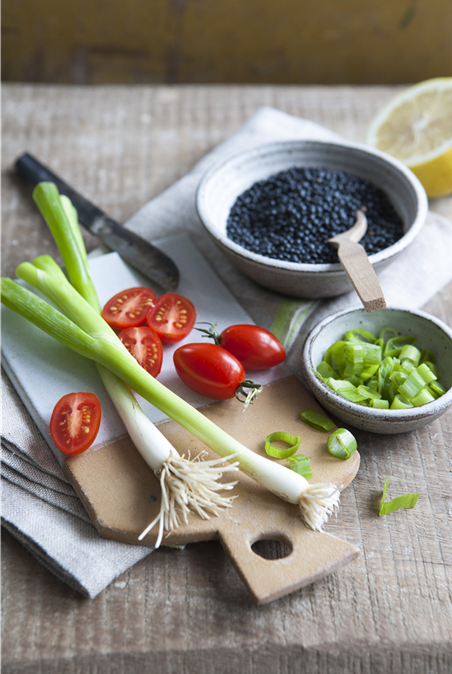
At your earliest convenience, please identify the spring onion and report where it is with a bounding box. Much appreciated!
[327,429,357,460]
[300,408,335,432]
[379,477,420,515]
[265,432,300,458]
[1,185,341,533]
[315,327,447,409]
[286,454,312,480]
[31,182,239,547]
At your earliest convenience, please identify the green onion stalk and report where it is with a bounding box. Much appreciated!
[31,183,239,548]
[1,183,340,535]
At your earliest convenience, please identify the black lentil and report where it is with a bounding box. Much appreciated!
[226,166,404,264]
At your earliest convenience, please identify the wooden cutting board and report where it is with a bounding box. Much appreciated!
[65,375,360,605]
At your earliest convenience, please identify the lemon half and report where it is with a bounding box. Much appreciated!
[365,78,452,198]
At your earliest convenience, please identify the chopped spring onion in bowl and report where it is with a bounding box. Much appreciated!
[302,307,452,434]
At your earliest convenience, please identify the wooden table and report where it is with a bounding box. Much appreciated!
[2,84,452,674]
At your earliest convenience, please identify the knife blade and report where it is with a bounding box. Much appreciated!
[15,152,180,291]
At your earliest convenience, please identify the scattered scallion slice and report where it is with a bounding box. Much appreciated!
[265,432,300,458]
[379,477,420,515]
[286,454,312,480]
[327,428,357,460]
[300,408,335,432]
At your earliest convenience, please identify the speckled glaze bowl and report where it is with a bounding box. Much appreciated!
[301,307,452,434]
[196,140,428,299]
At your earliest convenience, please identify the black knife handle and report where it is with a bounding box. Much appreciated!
[15,153,105,226]
[14,153,179,290]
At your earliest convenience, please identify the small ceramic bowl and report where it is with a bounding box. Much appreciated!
[196,140,428,299]
[301,307,452,434]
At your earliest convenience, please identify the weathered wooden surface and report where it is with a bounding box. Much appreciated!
[2,84,452,674]
[3,0,452,86]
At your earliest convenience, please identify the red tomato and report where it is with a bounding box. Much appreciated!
[146,293,196,343]
[118,326,163,377]
[49,392,101,456]
[102,287,156,330]
[173,343,245,399]
[219,324,286,370]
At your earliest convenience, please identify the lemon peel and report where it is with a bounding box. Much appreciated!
[365,78,452,198]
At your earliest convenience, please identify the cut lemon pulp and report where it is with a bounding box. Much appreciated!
[365,78,452,198]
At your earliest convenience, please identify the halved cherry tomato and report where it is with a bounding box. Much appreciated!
[146,293,196,344]
[118,326,163,377]
[174,343,246,399]
[49,392,101,456]
[102,287,156,330]
[197,323,286,370]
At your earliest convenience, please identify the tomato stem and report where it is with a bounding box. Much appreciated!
[195,321,222,345]
[235,380,263,410]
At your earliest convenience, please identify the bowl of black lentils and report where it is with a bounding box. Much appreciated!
[196,140,428,298]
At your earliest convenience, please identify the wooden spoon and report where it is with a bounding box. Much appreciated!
[328,209,387,312]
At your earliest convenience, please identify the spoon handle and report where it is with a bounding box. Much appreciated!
[335,240,387,312]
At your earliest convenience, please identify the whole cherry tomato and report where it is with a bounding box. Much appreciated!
[146,293,196,344]
[197,323,286,370]
[102,287,156,330]
[118,326,163,377]
[174,343,247,399]
[49,392,101,455]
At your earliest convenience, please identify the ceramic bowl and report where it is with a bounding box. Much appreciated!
[301,307,452,434]
[196,140,428,298]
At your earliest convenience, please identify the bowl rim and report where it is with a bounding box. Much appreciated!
[302,306,452,419]
[196,138,429,273]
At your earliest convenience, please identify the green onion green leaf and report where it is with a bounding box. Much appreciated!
[379,477,420,515]
[300,408,335,432]
[286,453,312,480]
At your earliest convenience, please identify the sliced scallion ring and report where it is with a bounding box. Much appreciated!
[327,428,357,460]
[265,432,301,459]
[300,408,335,432]
[286,453,312,479]
[379,477,420,515]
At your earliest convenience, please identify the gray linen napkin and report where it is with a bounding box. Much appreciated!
[2,106,452,598]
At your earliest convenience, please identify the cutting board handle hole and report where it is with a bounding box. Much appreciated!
[251,536,293,561]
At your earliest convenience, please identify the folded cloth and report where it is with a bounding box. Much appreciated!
[2,106,452,598]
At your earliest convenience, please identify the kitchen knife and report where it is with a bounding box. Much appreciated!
[15,152,180,291]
